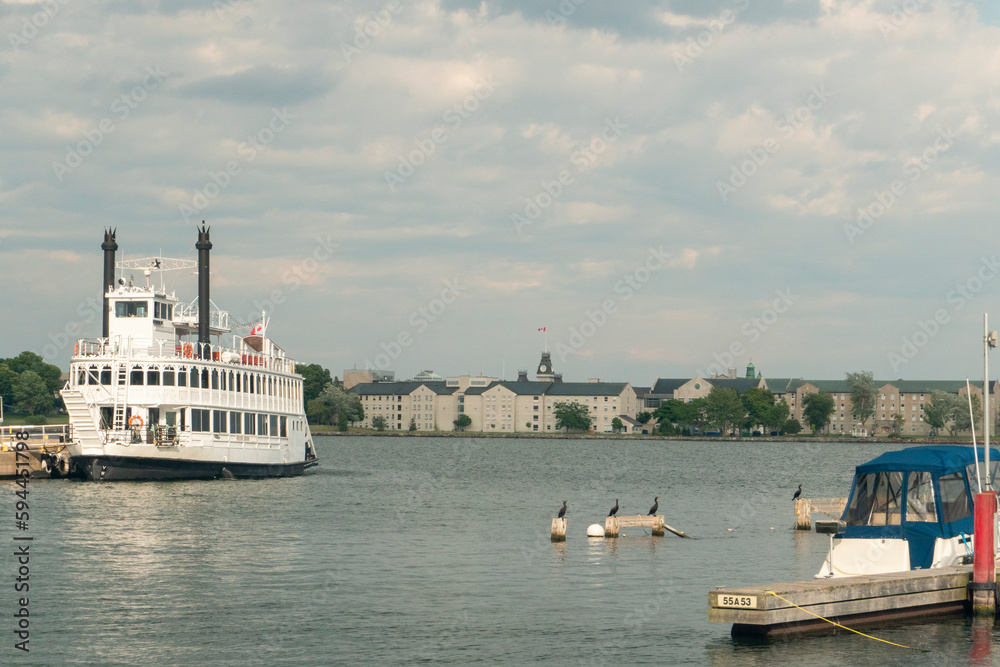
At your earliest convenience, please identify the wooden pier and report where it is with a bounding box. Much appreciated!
[604,515,690,538]
[794,497,847,530]
[709,566,988,636]
[0,426,71,479]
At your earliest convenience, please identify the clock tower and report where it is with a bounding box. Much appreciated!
[536,352,555,382]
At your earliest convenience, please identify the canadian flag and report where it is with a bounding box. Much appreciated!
[250,323,263,336]
[538,327,546,332]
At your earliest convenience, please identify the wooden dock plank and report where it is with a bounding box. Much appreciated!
[710,587,967,625]
[708,566,978,627]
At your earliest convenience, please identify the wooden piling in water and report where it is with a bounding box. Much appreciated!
[551,517,566,542]
[603,515,689,538]
[794,497,812,530]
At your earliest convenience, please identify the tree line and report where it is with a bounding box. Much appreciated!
[0,352,64,418]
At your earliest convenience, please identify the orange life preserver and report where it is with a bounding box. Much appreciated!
[129,415,144,429]
[183,343,193,358]
[73,343,79,356]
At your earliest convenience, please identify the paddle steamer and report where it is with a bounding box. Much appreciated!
[59,227,318,480]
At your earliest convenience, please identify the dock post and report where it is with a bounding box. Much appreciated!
[794,498,812,530]
[652,516,665,537]
[604,516,619,538]
[970,491,998,616]
[551,518,566,542]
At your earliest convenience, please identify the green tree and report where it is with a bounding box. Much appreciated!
[653,399,702,431]
[705,386,745,435]
[554,402,593,432]
[408,416,417,431]
[453,414,472,432]
[783,418,802,435]
[767,400,791,433]
[0,363,17,404]
[6,351,62,396]
[802,392,835,433]
[13,370,53,416]
[298,363,334,409]
[923,394,949,435]
[635,411,652,425]
[372,415,388,431]
[742,387,776,430]
[307,384,363,425]
[657,420,676,436]
[954,393,983,435]
[338,413,349,432]
[611,417,624,433]
[846,371,878,430]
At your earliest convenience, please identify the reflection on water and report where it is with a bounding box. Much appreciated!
[5,436,998,665]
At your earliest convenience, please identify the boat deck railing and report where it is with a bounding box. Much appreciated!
[74,337,294,373]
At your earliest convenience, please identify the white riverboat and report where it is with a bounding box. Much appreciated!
[59,227,318,480]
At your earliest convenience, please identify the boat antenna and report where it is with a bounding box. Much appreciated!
[967,378,983,494]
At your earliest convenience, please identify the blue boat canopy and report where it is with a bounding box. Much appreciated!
[839,445,1000,569]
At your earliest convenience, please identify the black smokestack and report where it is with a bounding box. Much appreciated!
[196,224,212,358]
[101,228,117,339]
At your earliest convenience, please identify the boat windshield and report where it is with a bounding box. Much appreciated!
[940,472,972,523]
[905,471,937,522]
[844,471,904,526]
[964,461,1000,493]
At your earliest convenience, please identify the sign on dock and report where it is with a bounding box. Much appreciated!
[709,566,977,635]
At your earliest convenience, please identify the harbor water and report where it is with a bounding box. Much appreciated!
[3,435,999,665]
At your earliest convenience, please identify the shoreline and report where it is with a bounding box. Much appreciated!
[312,430,976,444]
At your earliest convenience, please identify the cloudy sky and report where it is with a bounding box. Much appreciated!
[3,0,1000,386]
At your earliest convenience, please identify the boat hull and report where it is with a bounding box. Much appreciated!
[70,455,311,481]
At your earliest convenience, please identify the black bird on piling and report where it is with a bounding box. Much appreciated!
[609,499,619,517]
[648,497,659,515]
[558,500,568,519]
[793,484,803,500]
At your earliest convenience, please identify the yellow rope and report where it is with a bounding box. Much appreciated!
[763,590,928,652]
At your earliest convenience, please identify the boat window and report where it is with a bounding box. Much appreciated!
[115,301,148,318]
[220,370,226,391]
[905,471,937,522]
[280,416,287,437]
[147,368,160,386]
[190,367,199,388]
[244,412,256,435]
[211,369,219,390]
[201,368,209,388]
[229,371,235,392]
[258,413,267,435]
[213,410,226,433]
[130,367,144,385]
[101,366,111,385]
[844,472,904,526]
[940,472,972,523]
[249,374,255,394]
[177,366,187,387]
[88,365,100,385]
[230,411,241,434]
[191,408,210,432]
[163,367,175,386]
[270,414,278,436]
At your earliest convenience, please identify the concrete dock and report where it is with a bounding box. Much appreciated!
[709,566,990,636]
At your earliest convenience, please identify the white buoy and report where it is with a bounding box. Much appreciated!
[587,523,604,537]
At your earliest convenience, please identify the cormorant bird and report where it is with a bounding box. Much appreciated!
[648,497,659,515]
[793,484,802,500]
[557,500,568,519]
[609,499,619,517]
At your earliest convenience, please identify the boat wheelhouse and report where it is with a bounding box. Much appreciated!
[59,227,317,480]
[816,445,1000,578]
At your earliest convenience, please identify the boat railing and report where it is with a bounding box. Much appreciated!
[73,337,295,373]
